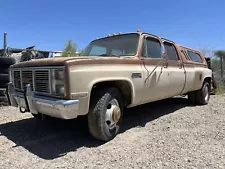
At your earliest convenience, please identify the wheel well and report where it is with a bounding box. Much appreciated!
[90,81,133,106]
[204,77,212,87]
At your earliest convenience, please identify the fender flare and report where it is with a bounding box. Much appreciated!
[87,78,135,108]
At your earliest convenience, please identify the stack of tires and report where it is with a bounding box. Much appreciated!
[0,56,16,101]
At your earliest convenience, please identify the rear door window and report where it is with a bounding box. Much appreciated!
[163,42,179,60]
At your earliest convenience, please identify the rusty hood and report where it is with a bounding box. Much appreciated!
[10,56,97,68]
[10,56,139,69]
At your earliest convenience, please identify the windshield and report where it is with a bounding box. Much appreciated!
[80,33,140,57]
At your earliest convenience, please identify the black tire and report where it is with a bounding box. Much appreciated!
[0,89,5,96]
[0,57,16,66]
[195,81,210,105]
[0,74,9,84]
[188,91,196,104]
[31,113,51,120]
[0,66,9,74]
[0,83,7,88]
[88,87,124,141]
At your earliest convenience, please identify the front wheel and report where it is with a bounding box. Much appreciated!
[88,87,124,142]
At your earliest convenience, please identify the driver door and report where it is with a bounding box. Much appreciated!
[141,35,171,104]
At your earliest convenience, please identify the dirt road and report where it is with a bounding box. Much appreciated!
[0,95,224,169]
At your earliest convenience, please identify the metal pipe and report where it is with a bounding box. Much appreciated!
[3,32,7,56]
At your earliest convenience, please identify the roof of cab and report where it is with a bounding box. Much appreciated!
[93,30,202,55]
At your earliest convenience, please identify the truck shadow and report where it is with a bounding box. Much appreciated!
[0,97,195,160]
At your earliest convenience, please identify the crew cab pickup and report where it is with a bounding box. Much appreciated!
[6,30,212,141]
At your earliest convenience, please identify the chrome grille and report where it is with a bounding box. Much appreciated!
[22,71,33,90]
[35,70,50,93]
[13,71,21,89]
[13,69,51,94]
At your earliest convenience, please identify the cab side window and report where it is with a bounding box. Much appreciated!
[187,50,203,63]
[142,37,162,58]
[163,42,179,60]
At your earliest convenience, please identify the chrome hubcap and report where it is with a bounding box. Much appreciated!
[204,85,209,101]
[105,99,121,130]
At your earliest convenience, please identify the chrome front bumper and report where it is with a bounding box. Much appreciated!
[5,82,79,119]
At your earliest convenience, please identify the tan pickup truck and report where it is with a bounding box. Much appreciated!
[6,30,212,141]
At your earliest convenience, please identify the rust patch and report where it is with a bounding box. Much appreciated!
[66,57,141,66]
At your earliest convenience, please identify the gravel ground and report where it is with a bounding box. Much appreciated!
[0,95,225,169]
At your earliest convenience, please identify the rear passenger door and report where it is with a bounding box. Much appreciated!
[163,41,186,95]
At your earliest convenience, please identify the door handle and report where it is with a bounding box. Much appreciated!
[178,61,183,69]
[163,62,168,68]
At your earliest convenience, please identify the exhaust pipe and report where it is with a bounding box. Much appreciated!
[3,32,7,56]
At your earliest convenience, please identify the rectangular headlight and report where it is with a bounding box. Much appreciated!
[54,69,64,80]
[51,69,65,97]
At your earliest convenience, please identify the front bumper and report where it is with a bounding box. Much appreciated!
[5,82,79,119]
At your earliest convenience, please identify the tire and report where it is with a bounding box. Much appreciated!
[0,57,16,66]
[0,74,9,86]
[195,81,210,105]
[0,83,7,88]
[188,91,196,104]
[0,73,9,81]
[0,66,9,74]
[88,87,124,141]
[31,113,51,120]
[0,89,5,96]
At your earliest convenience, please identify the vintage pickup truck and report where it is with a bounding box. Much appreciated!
[6,30,212,141]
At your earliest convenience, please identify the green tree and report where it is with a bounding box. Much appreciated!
[61,40,77,57]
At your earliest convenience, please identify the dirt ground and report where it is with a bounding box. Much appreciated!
[0,95,225,169]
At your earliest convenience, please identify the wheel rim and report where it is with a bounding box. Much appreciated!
[105,98,121,133]
[204,85,209,101]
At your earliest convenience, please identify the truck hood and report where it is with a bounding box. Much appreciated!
[10,56,139,68]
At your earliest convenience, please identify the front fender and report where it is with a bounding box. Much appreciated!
[87,77,135,104]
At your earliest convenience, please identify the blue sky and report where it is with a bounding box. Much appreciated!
[0,0,224,52]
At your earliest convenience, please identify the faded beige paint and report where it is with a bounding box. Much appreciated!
[67,60,211,116]
[8,31,212,119]
[68,63,143,115]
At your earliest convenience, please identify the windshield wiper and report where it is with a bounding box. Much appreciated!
[98,54,108,56]
[97,54,121,57]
